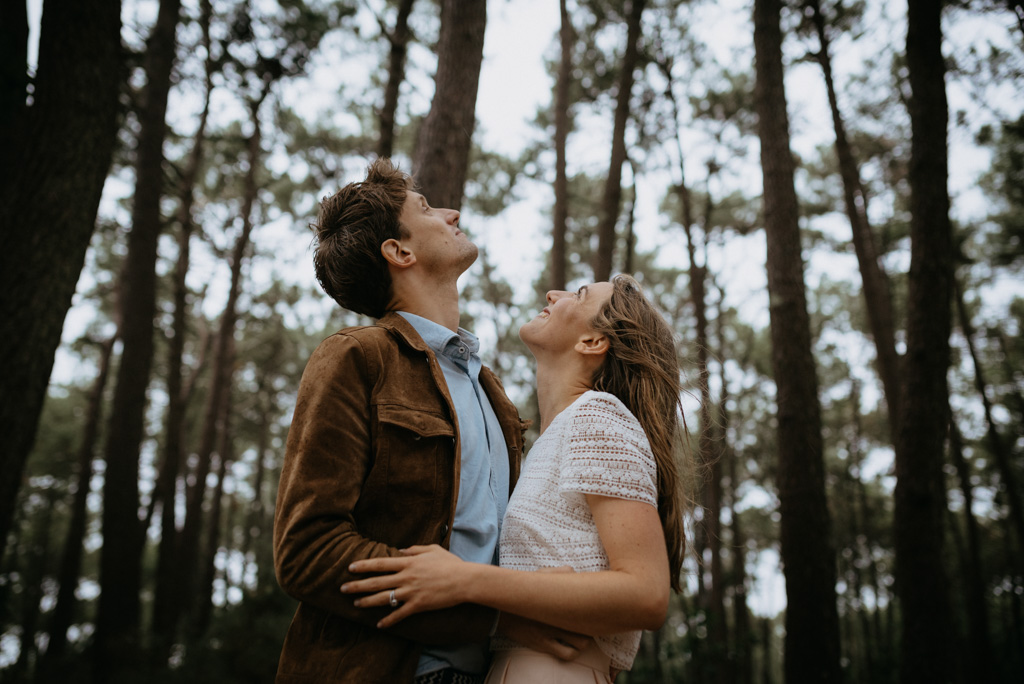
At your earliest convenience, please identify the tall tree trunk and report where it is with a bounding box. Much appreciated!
[15,488,57,681]
[39,333,116,676]
[592,0,646,282]
[752,1,841,682]
[151,1,214,656]
[807,0,902,438]
[955,279,1024,553]
[95,1,181,679]
[174,95,263,633]
[0,0,122,569]
[0,0,28,149]
[412,0,486,211]
[845,381,878,683]
[550,0,573,291]
[893,2,956,681]
[947,413,993,681]
[723,356,752,684]
[378,0,416,158]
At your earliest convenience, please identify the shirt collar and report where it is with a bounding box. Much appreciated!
[396,311,480,363]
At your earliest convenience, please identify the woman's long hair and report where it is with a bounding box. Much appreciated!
[589,275,687,591]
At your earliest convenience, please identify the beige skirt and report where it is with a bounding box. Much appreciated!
[485,642,613,684]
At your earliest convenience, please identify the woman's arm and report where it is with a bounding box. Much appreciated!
[343,494,670,636]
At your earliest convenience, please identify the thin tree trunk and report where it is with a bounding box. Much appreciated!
[0,0,122,569]
[151,1,214,656]
[893,2,956,681]
[412,0,486,211]
[550,0,573,291]
[948,407,994,680]
[845,381,878,683]
[807,0,902,438]
[593,0,645,282]
[39,333,116,676]
[378,0,416,158]
[955,278,1024,554]
[15,488,57,681]
[752,1,840,682]
[174,95,263,632]
[95,2,181,679]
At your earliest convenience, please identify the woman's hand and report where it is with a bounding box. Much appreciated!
[341,544,473,628]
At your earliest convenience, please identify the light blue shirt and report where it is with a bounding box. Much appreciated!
[398,312,510,676]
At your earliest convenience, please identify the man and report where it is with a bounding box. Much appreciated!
[274,158,587,684]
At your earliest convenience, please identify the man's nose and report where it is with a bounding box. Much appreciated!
[446,208,460,224]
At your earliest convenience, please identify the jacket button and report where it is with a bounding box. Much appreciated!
[441,524,449,537]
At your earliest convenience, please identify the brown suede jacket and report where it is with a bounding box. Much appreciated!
[274,312,526,683]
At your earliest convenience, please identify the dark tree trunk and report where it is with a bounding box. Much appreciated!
[893,2,956,682]
[0,0,122,569]
[807,0,902,438]
[94,1,181,679]
[174,97,262,633]
[39,334,116,676]
[752,1,841,682]
[0,0,28,152]
[947,412,993,682]
[412,0,486,211]
[15,489,57,681]
[550,0,573,291]
[152,2,213,655]
[378,0,416,158]
[955,279,1024,553]
[593,0,645,282]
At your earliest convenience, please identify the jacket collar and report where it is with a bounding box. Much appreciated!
[376,310,435,354]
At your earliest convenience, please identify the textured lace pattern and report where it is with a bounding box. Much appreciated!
[494,391,657,671]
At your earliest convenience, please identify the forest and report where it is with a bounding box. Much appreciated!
[0,0,1022,682]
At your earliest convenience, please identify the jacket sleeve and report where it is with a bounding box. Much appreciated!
[273,332,497,646]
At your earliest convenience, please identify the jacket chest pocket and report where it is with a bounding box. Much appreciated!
[376,405,455,501]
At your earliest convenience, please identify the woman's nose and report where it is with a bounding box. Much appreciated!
[546,290,566,304]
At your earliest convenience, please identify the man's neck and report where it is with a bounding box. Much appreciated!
[390,282,461,332]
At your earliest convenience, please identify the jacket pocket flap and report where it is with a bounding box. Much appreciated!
[377,405,454,439]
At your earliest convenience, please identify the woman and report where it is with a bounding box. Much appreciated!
[342,275,687,682]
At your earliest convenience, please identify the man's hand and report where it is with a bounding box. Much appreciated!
[495,613,592,662]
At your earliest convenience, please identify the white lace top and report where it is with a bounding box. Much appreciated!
[495,390,658,671]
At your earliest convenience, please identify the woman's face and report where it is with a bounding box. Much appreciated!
[520,281,614,354]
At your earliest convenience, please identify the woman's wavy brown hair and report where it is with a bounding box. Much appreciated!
[589,274,688,592]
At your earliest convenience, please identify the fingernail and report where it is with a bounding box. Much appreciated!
[353,599,362,607]
[340,584,348,593]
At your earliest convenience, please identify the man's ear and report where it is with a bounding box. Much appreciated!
[381,238,416,269]
[575,334,609,357]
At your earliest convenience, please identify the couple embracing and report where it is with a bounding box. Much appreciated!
[273,158,687,684]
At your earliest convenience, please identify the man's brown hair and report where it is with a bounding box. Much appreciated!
[312,158,412,318]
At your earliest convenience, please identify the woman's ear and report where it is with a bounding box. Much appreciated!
[381,238,416,268]
[575,334,609,357]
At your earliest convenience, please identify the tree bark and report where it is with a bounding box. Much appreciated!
[0,0,122,569]
[893,2,956,681]
[94,1,181,679]
[593,0,645,282]
[412,0,486,211]
[39,334,116,676]
[752,1,841,682]
[174,95,262,634]
[550,0,573,291]
[947,411,993,682]
[378,0,416,158]
[151,1,214,655]
[807,0,902,438]
[955,278,1024,553]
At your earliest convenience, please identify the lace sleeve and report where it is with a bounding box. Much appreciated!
[558,393,658,506]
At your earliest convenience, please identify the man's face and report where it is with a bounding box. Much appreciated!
[397,191,478,277]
